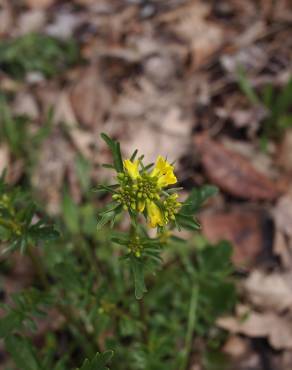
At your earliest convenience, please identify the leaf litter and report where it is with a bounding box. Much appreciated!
[0,0,292,368]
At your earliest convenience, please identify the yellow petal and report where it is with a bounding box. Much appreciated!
[157,171,177,188]
[151,156,177,187]
[123,159,139,180]
[138,200,146,212]
[151,156,171,177]
[147,201,164,228]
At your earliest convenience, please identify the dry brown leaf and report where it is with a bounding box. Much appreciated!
[160,1,224,68]
[273,230,292,268]
[194,135,281,200]
[278,129,292,174]
[106,106,192,164]
[217,305,292,350]
[200,209,264,267]
[25,0,55,9]
[70,65,112,128]
[222,335,249,358]
[13,92,39,119]
[0,1,13,36]
[32,133,75,214]
[17,10,46,35]
[274,195,292,237]
[243,270,292,312]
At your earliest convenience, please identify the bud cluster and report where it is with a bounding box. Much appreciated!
[113,172,160,212]
[127,234,143,257]
[163,194,181,223]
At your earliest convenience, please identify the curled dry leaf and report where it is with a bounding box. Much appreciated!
[194,135,281,200]
[243,270,292,312]
[217,305,292,350]
[200,209,265,267]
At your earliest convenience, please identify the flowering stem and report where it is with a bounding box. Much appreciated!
[180,284,199,370]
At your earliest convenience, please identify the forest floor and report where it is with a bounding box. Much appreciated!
[0,0,292,369]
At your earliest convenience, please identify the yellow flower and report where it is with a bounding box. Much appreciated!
[151,156,177,188]
[138,200,146,212]
[123,159,140,180]
[147,201,164,228]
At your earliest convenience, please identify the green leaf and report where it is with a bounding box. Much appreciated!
[236,65,260,105]
[277,114,292,130]
[29,223,60,242]
[130,256,147,299]
[5,335,46,370]
[0,33,79,79]
[197,241,233,274]
[62,190,80,234]
[180,185,218,215]
[77,351,114,370]
[0,289,51,338]
[175,213,201,231]
[0,312,22,338]
[274,78,292,116]
[100,133,123,172]
[75,155,91,192]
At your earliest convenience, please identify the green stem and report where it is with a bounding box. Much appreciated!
[139,298,148,345]
[180,284,199,370]
[27,245,50,289]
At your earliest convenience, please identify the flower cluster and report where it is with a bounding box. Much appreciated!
[113,156,181,228]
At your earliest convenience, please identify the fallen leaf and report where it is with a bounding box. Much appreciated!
[217,305,292,350]
[13,91,39,119]
[70,65,112,128]
[274,194,292,237]
[243,270,292,312]
[107,105,192,163]
[17,9,46,35]
[278,129,292,175]
[25,0,55,9]
[160,1,224,68]
[46,12,83,39]
[200,209,265,267]
[273,230,292,268]
[0,1,13,36]
[194,135,281,200]
[222,335,249,358]
[32,133,76,214]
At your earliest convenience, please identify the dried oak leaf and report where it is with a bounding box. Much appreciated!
[217,305,292,350]
[70,65,112,128]
[243,270,292,312]
[194,135,281,200]
[200,209,265,267]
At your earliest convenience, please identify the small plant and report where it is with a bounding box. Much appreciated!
[0,94,53,164]
[97,133,217,299]
[0,33,79,79]
[236,66,292,141]
[0,134,236,370]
